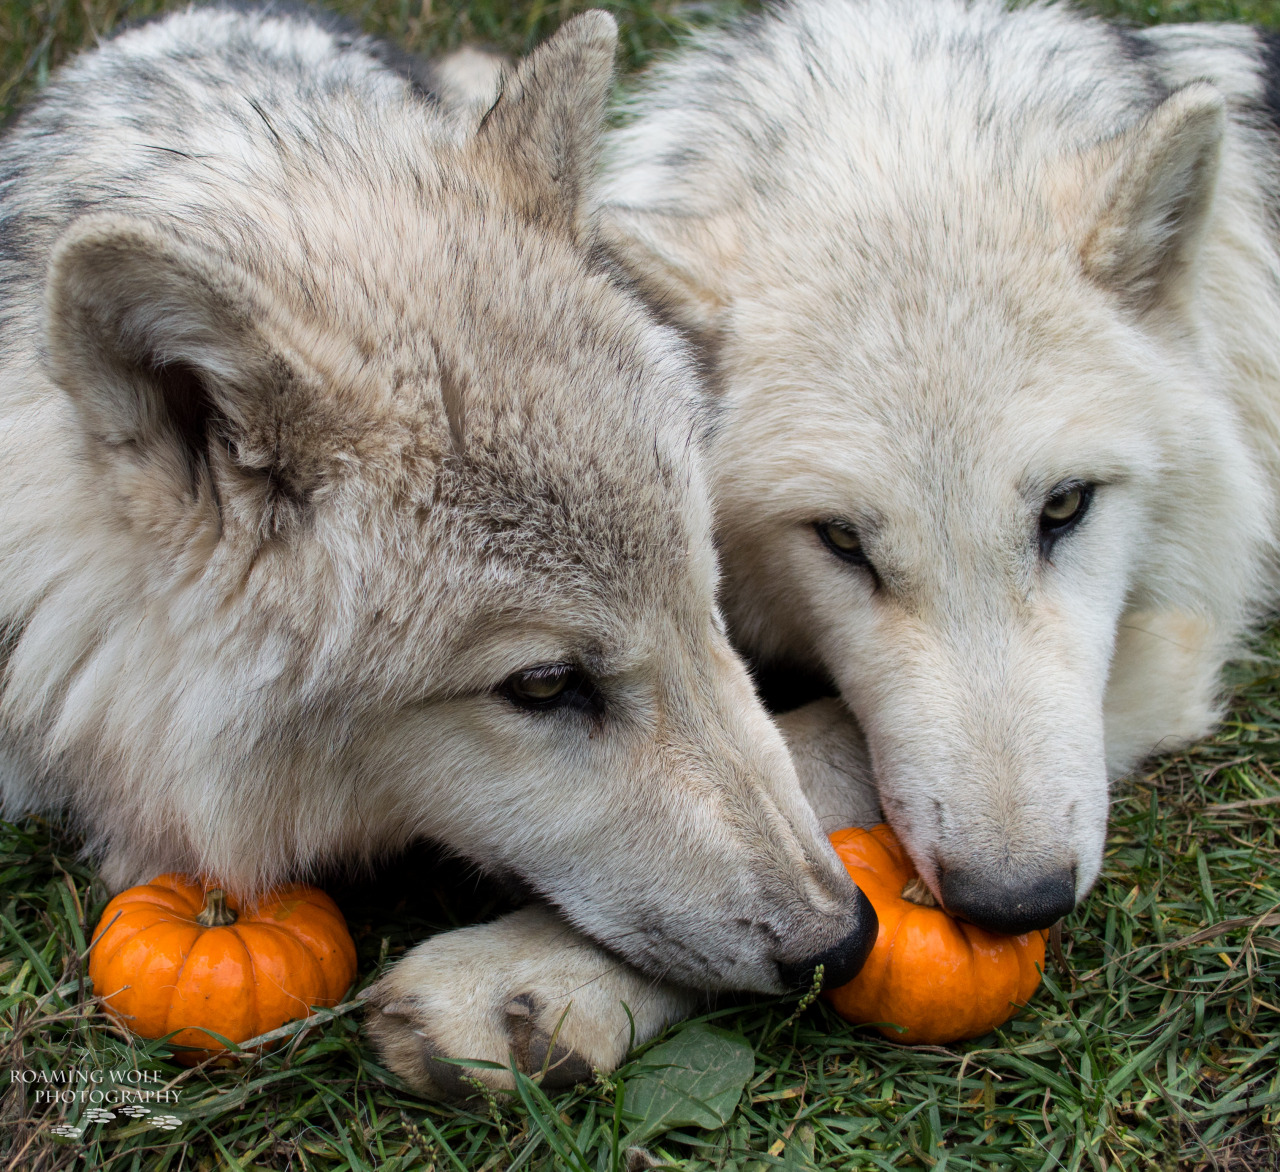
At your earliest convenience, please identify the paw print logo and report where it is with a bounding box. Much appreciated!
[118,1104,151,1118]
[83,1108,116,1124]
[150,1115,182,1131]
[50,1124,83,1140]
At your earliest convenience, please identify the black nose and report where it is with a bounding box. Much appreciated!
[776,887,879,990]
[940,865,1075,935]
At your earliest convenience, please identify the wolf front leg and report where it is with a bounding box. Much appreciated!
[774,698,883,832]
[365,905,700,1098]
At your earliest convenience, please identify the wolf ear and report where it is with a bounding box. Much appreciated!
[471,10,617,242]
[47,214,313,528]
[596,207,739,339]
[1080,83,1224,313]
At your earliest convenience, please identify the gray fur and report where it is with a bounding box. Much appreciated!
[0,3,874,1097]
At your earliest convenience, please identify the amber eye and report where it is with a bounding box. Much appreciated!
[500,663,603,717]
[815,520,871,568]
[507,668,570,702]
[821,522,860,553]
[1039,482,1093,554]
[1043,488,1083,523]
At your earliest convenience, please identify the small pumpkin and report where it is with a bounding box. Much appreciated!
[89,873,357,1064]
[825,825,1047,1045]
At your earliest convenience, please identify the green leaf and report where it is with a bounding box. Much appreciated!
[620,1024,755,1147]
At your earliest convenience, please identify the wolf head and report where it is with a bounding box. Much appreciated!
[600,0,1275,933]
[3,11,875,992]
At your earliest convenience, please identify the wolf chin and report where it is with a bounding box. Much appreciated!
[387,0,1280,1089]
[0,3,876,1098]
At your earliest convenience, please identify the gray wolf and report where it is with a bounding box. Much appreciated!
[394,0,1280,1087]
[0,3,874,1097]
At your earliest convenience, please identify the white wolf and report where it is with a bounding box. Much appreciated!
[381,0,1280,1090]
[600,0,1280,929]
[0,3,875,1096]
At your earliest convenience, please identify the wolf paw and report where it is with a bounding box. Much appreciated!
[366,982,594,1098]
[364,905,697,1099]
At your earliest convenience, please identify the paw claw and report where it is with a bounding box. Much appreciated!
[363,997,477,1101]
[528,1035,594,1090]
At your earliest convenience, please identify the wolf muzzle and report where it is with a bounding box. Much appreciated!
[775,885,878,990]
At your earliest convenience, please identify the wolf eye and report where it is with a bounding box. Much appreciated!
[816,520,870,567]
[500,663,603,717]
[1039,482,1093,553]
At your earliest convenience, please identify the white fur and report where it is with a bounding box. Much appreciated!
[599,0,1280,913]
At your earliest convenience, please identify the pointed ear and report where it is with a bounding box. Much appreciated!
[597,206,741,338]
[471,10,617,242]
[47,214,315,529]
[1081,83,1224,313]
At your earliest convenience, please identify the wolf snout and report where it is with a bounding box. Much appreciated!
[774,886,878,990]
[939,864,1075,935]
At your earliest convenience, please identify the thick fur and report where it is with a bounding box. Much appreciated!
[0,4,875,1096]
[599,0,1280,911]
[395,0,1280,1088]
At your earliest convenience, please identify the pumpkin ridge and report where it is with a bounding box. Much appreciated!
[150,876,209,914]
[267,903,343,943]
[864,830,896,876]
[305,905,351,938]
[167,923,205,1004]
[958,921,983,1039]
[92,910,161,970]
[893,902,941,1041]
[237,922,323,1013]
[235,926,261,1043]
[268,909,356,1001]
[97,915,199,980]
[281,886,342,916]
[98,918,199,1037]
[93,895,193,952]
[874,903,910,1036]
[108,889,198,918]
[871,824,908,871]
[173,923,254,1051]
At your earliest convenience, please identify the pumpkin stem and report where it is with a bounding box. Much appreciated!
[901,876,939,907]
[195,889,237,928]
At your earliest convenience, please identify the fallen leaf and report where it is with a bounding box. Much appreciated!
[620,1024,755,1147]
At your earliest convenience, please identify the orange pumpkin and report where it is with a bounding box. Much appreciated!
[89,874,357,1064]
[825,825,1047,1044]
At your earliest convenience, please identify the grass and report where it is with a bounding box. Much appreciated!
[0,0,1278,1168]
[0,0,722,121]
